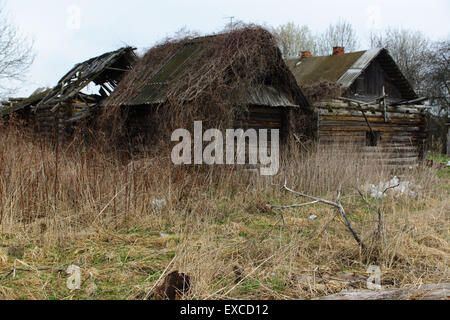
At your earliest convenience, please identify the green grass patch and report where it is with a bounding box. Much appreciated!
[268,271,287,293]
[238,279,261,295]
[427,154,450,164]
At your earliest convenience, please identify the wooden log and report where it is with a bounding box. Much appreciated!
[319,125,422,133]
[361,152,419,159]
[380,135,421,141]
[316,102,425,115]
[320,283,449,300]
[320,120,424,128]
[319,135,366,140]
[319,130,366,136]
[382,158,419,165]
[361,146,418,153]
[318,109,423,120]
[319,141,365,146]
[320,116,423,125]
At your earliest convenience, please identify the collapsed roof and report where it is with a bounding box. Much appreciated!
[286,48,419,102]
[36,47,137,117]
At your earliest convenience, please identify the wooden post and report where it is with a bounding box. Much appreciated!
[382,86,387,123]
[447,126,450,157]
[314,110,320,151]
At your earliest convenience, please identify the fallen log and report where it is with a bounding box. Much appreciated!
[320,283,449,300]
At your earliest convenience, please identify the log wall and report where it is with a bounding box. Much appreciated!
[35,103,74,142]
[316,101,427,169]
[123,105,303,154]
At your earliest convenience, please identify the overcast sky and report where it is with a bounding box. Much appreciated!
[4,0,450,97]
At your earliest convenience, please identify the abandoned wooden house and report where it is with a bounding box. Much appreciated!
[287,47,429,168]
[34,47,137,139]
[102,27,312,150]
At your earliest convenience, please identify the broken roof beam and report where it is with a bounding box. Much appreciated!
[37,47,137,111]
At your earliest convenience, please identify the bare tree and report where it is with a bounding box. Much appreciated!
[272,22,317,59]
[316,19,359,56]
[423,40,449,116]
[423,40,449,153]
[0,4,34,97]
[369,28,431,91]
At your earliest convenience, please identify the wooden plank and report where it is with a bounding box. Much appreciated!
[319,125,422,133]
[319,134,366,139]
[361,146,418,153]
[320,116,423,125]
[319,139,366,145]
[319,131,367,137]
[316,103,424,115]
[248,106,283,114]
[318,109,423,120]
[362,152,419,159]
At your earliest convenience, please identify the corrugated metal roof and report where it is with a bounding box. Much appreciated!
[128,84,298,108]
[127,43,203,106]
[125,41,304,108]
[243,86,299,107]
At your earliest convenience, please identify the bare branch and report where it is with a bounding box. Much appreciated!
[271,22,317,59]
[0,6,35,97]
[316,19,359,56]
[281,180,365,248]
[268,200,319,210]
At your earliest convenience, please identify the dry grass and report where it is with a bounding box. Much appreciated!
[0,124,448,300]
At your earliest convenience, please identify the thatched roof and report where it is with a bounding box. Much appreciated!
[104,26,310,110]
[286,48,418,101]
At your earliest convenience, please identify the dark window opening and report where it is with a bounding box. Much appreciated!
[366,131,381,147]
[356,76,365,94]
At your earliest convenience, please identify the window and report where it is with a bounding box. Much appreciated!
[366,131,381,147]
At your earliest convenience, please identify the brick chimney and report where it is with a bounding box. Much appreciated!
[300,51,312,60]
[332,47,345,56]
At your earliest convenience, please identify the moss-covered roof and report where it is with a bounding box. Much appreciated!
[286,51,366,85]
[286,49,418,101]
